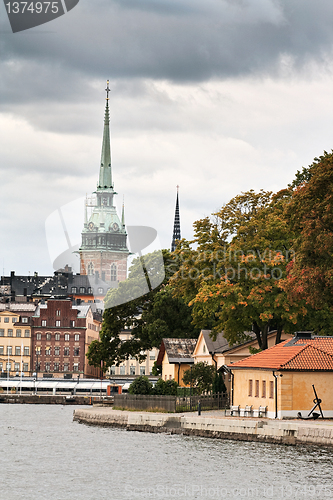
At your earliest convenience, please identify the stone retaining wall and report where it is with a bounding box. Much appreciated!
[73,408,333,447]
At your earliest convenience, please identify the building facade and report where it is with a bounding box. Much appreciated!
[0,309,32,376]
[31,299,102,379]
[107,329,159,378]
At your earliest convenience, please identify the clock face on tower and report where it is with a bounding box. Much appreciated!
[88,222,94,231]
[112,222,119,232]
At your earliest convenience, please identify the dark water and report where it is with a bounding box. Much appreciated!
[1,405,332,500]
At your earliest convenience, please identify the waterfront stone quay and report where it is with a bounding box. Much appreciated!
[73,407,333,447]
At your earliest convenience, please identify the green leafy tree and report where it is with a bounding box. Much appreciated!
[212,372,226,394]
[86,250,199,371]
[152,378,178,395]
[182,362,216,394]
[128,376,153,395]
[151,361,162,376]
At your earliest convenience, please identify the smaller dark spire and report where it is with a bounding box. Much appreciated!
[171,185,181,252]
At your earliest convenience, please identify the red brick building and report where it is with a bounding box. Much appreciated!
[31,299,102,379]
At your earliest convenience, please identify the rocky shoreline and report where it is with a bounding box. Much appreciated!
[73,407,333,447]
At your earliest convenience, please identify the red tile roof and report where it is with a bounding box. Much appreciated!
[229,337,333,371]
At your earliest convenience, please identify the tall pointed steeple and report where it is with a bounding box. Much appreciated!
[121,196,125,227]
[171,185,181,252]
[98,80,112,189]
[79,81,129,285]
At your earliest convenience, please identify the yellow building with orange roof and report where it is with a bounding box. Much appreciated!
[228,332,333,419]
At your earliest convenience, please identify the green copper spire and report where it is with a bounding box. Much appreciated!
[98,80,112,189]
[121,196,125,227]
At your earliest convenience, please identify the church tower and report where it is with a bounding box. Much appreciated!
[79,81,129,283]
[171,185,181,252]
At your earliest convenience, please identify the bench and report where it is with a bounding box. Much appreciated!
[230,405,240,416]
[244,405,253,417]
[258,406,267,417]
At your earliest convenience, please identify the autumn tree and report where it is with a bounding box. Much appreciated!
[283,151,333,310]
[171,190,307,349]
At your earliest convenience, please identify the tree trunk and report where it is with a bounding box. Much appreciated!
[253,321,262,349]
[261,324,269,350]
[275,325,283,344]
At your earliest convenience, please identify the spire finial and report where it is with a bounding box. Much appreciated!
[105,80,110,101]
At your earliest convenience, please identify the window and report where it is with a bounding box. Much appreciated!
[87,262,94,275]
[98,287,104,294]
[56,320,61,327]
[36,333,41,340]
[23,363,28,372]
[255,380,259,398]
[7,346,12,355]
[0,362,2,371]
[6,362,11,371]
[7,329,13,337]
[74,347,80,356]
[45,363,50,372]
[24,347,29,356]
[130,365,135,375]
[73,363,79,372]
[203,344,206,353]
[269,381,274,399]
[110,263,117,282]
[0,329,4,337]
[4,317,9,323]
[149,351,155,360]
[24,330,30,337]
[46,333,51,341]
[140,366,146,375]
[87,287,92,294]
[248,379,253,397]
[54,347,60,356]
[71,287,77,293]
[42,320,47,327]
[35,347,41,354]
[45,347,51,356]
[110,366,116,375]
[12,317,17,323]
[22,317,28,323]
[74,334,79,341]
[55,333,60,341]
[169,375,172,380]
[64,347,70,356]
[56,310,61,316]
[71,320,75,327]
[65,334,70,341]
[79,287,85,294]
[15,346,21,356]
[63,363,69,372]
[16,329,21,337]
[0,346,3,355]
[120,365,125,375]
[54,362,59,372]
[262,380,266,398]
[14,362,20,372]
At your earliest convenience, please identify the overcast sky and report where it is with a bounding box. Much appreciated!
[0,0,332,276]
